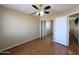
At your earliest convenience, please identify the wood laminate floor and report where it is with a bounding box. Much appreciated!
[0,35,79,55]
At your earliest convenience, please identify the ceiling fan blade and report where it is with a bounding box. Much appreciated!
[44,11,50,14]
[32,5,38,9]
[44,6,51,10]
[30,12,37,15]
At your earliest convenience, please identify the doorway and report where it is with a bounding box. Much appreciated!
[41,20,53,39]
[69,13,79,54]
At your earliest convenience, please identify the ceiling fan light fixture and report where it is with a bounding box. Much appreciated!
[40,11,44,16]
[31,5,51,16]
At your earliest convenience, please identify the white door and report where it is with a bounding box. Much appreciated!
[53,16,69,46]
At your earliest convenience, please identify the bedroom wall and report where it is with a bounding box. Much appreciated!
[40,14,55,21]
[53,16,68,46]
[0,6,40,51]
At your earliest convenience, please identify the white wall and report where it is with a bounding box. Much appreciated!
[0,6,40,51]
[40,14,55,21]
[53,16,68,46]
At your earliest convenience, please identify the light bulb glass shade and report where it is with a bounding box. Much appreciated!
[36,11,44,16]
[36,12,39,15]
[40,11,44,16]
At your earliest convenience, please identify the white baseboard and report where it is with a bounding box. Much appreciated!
[0,36,40,52]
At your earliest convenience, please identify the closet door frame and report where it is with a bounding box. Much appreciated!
[41,20,46,38]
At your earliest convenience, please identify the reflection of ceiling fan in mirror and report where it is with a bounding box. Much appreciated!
[31,4,51,16]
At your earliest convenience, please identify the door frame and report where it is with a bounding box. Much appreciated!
[40,20,54,38]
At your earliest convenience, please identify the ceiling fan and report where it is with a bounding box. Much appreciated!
[31,4,51,16]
